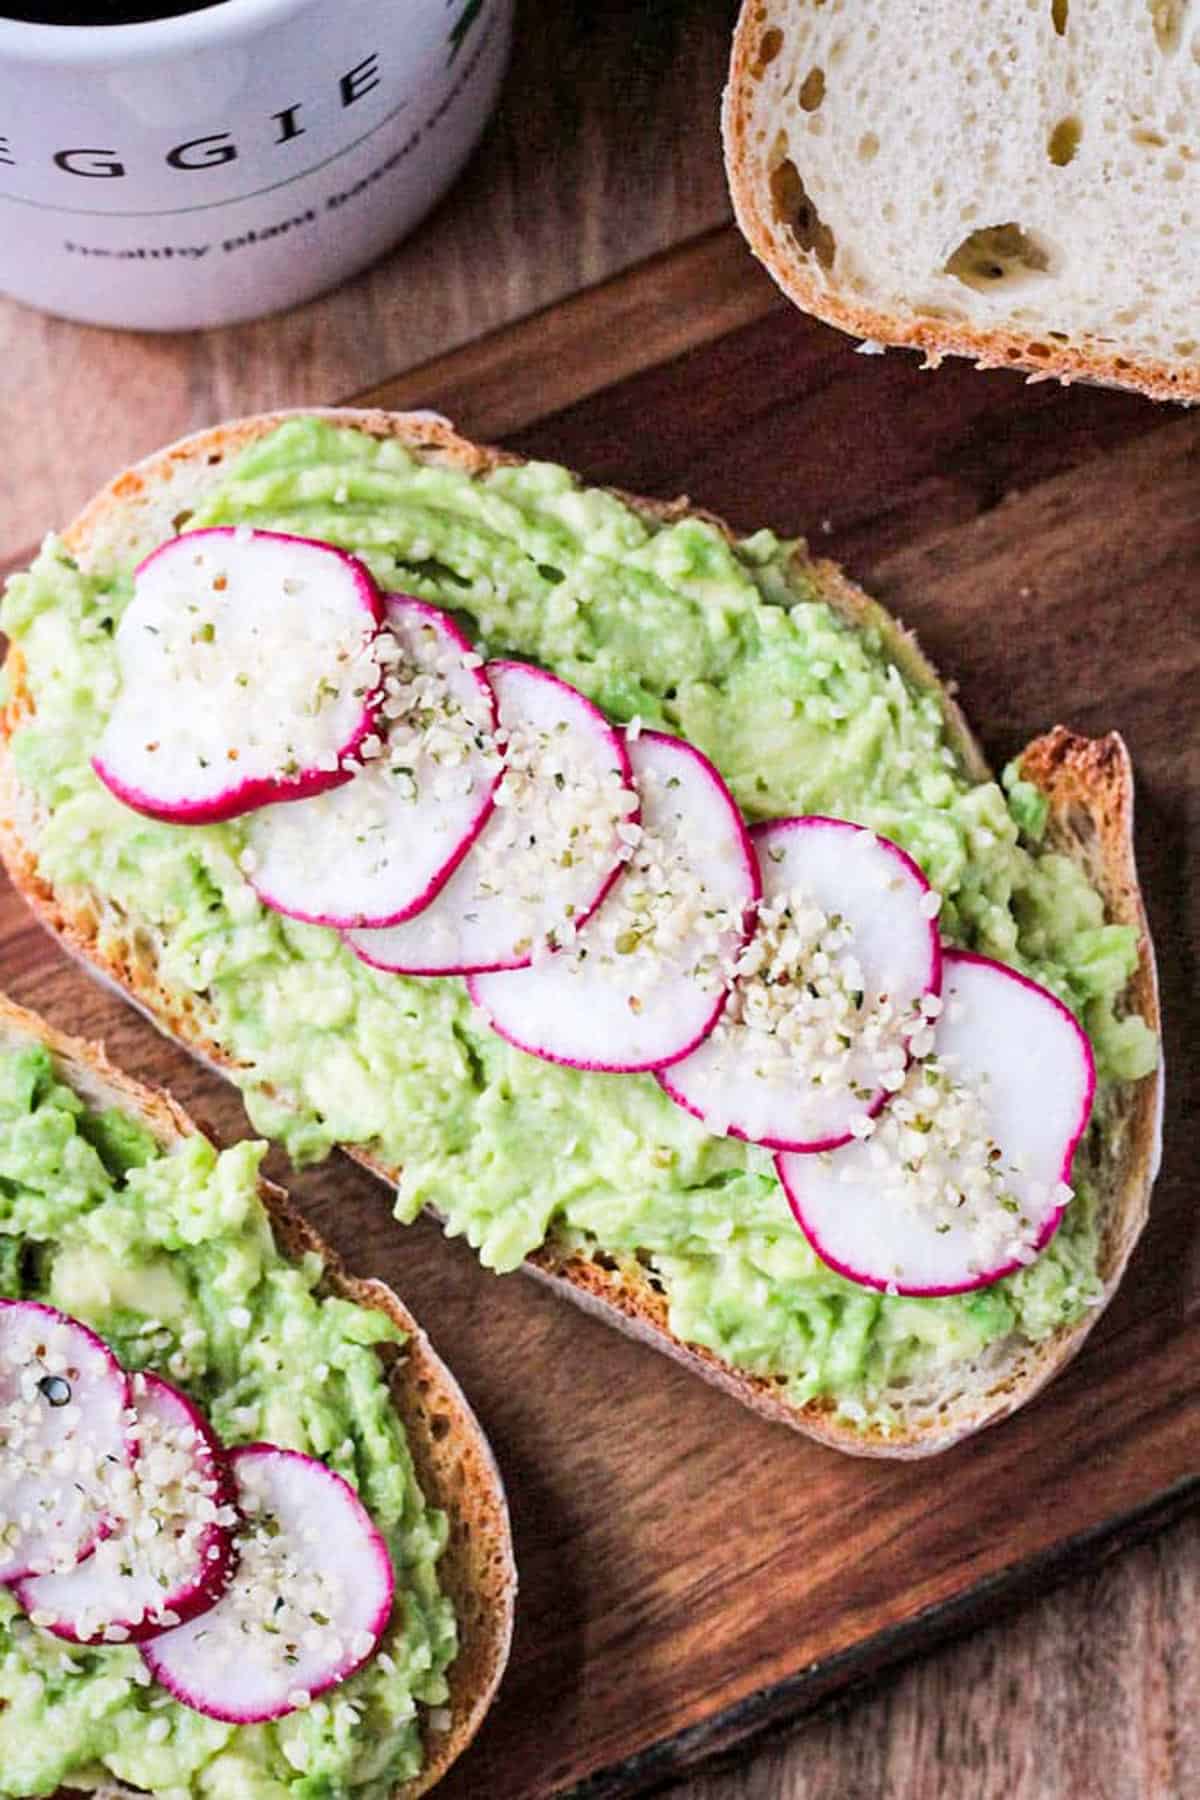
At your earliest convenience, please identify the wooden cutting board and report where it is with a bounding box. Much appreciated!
[2,227,1196,1799]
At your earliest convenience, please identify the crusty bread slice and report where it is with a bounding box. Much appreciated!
[0,410,1162,1458]
[723,0,1200,402]
[0,992,516,1800]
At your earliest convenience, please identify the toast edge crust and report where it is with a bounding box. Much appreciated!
[721,4,1200,406]
[0,406,1163,1461]
[0,992,516,1800]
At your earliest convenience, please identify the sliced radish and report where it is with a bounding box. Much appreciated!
[94,528,385,825]
[348,660,639,976]
[467,731,759,1072]
[16,1373,238,1646]
[0,1302,133,1584]
[243,597,501,928]
[658,817,942,1152]
[142,1444,393,1723]
[777,950,1097,1296]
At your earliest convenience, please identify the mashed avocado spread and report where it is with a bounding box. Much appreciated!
[0,1042,455,1798]
[2,419,1156,1434]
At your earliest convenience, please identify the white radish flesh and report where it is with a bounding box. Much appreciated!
[659,817,942,1151]
[0,1302,132,1584]
[348,660,638,976]
[468,730,759,1071]
[777,950,1097,1296]
[16,1373,238,1645]
[141,1444,394,1723]
[244,596,501,928]
[93,528,384,825]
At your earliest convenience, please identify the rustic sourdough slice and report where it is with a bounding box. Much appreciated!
[0,409,1162,1459]
[723,0,1200,402]
[0,992,516,1800]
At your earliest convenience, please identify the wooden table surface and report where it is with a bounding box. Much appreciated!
[0,4,1194,1797]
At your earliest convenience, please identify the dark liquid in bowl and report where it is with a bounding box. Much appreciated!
[0,1,229,21]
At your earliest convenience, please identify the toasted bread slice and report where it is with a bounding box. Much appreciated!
[723,0,1200,402]
[0,410,1162,1457]
[0,991,516,1800]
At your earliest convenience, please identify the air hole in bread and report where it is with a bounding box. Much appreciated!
[1148,0,1188,52]
[1175,338,1197,354]
[768,153,837,268]
[858,131,880,162]
[633,1246,667,1294]
[1048,116,1082,165]
[798,66,826,111]
[1051,0,1069,33]
[752,25,783,77]
[944,223,1053,292]
[171,509,193,532]
[1132,127,1168,147]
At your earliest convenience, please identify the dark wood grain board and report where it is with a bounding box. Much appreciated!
[2,226,1195,1799]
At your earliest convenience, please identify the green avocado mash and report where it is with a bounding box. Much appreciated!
[2,419,1156,1435]
[0,1041,455,1798]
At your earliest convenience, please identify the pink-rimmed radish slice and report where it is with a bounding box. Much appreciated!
[467,730,759,1072]
[93,527,385,826]
[142,1444,394,1723]
[16,1373,239,1646]
[243,596,501,928]
[777,950,1097,1297]
[0,1301,133,1584]
[658,817,942,1152]
[347,659,639,976]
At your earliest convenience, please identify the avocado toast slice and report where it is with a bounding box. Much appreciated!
[0,409,1162,1458]
[0,992,515,1799]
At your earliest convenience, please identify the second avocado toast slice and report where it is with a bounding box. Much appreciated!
[0,409,1162,1456]
[0,994,515,1800]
